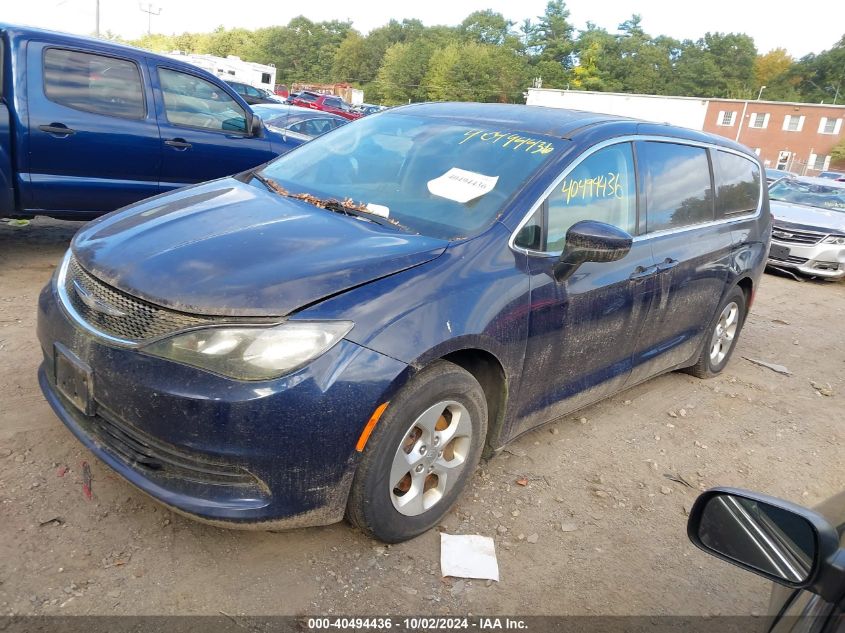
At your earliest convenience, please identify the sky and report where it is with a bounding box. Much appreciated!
[4,0,844,58]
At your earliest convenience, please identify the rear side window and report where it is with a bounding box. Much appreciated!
[713,150,761,215]
[640,141,714,232]
[158,68,247,133]
[43,48,145,119]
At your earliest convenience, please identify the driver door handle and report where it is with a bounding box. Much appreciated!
[39,124,76,136]
[629,264,658,280]
[657,257,680,272]
[164,138,192,150]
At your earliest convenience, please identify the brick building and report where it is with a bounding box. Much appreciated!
[526,88,845,174]
[704,99,845,174]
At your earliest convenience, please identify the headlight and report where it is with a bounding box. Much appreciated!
[141,321,353,381]
[822,235,845,245]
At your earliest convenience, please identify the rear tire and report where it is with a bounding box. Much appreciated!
[685,286,747,379]
[346,361,487,543]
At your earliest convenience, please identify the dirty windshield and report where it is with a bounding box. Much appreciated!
[769,179,845,212]
[257,112,561,239]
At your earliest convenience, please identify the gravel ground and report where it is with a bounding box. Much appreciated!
[1,217,843,616]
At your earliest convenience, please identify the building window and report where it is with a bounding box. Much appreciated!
[808,154,831,171]
[818,117,842,135]
[782,114,805,132]
[261,72,272,84]
[717,110,736,126]
[748,113,769,129]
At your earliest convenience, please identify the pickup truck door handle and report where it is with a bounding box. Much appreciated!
[38,124,75,136]
[657,257,680,272]
[629,264,658,280]
[164,138,192,150]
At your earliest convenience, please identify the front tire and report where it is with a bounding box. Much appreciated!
[346,361,488,543]
[685,286,747,378]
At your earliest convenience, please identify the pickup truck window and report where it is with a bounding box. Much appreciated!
[43,48,145,119]
[159,68,248,134]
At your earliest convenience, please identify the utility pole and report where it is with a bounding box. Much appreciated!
[138,2,161,35]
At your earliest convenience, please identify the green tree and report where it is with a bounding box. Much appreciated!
[376,40,436,104]
[754,48,800,101]
[792,35,845,103]
[423,42,527,102]
[460,10,513,46]
[332,31,370,83]
[532,0,575,66]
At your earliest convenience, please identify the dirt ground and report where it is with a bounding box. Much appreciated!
[1,216,843,617]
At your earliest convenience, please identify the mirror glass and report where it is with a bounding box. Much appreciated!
[698,493,817,583]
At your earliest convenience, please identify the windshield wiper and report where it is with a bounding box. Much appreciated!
[252,172,412,233]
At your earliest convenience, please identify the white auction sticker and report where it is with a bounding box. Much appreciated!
[427,168,499,204]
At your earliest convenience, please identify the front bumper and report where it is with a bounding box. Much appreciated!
[767,239,845,279]
[37,279,409,529]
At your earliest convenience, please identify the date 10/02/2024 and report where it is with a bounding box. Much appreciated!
[306,617,528,630]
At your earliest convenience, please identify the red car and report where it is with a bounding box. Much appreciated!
[289,91,362,121]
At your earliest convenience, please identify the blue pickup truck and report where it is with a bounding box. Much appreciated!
[1,24,296,219]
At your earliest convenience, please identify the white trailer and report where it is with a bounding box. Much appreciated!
[166,52,276,92]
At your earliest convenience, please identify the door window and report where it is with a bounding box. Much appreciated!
[713,151,761,216]
[304,118,335,137]
[43,48,145,119]
[515,143,637,252]
[158,68,247,133]
[639,142,714,232]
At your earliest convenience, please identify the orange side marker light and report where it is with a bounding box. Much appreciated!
[356,402,389,452]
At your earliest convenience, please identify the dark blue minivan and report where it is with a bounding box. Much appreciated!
[37,103,771,542]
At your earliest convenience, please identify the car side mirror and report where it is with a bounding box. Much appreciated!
[553,220,633,282]
[250,114,262,137]
[688,487,845,602]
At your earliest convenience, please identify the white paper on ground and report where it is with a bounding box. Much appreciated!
[440,533,499,581]
[366,203,390,218]
[427,168,499,204]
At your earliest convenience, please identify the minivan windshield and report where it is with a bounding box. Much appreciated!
[769,179,845,212]
[257,111,561,239]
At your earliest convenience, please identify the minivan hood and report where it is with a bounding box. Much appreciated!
[770,200,845,234]
[72,178,448,317]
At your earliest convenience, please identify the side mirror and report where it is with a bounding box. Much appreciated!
[250,114,263,137]
[688,487,845,601]
[553,220,633,282]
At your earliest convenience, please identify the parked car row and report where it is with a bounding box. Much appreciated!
[286,90,363,120]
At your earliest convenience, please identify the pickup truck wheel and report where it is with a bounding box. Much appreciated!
[346,361,487,543]
[685,286,746,378]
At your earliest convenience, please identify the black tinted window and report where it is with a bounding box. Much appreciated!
[714,151,761,215]
[159,68,247,133]
[641,142,713,232]
[44,48,144,119]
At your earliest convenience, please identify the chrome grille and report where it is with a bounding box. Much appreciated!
[63,256,219,343]
[771,226,826,245]
[769,253,809,265]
